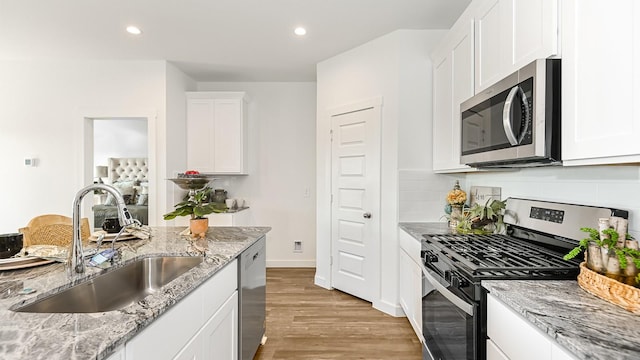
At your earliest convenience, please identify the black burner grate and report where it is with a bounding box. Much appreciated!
[425,233,579,279]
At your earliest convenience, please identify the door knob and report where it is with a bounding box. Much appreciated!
[363,212,372,219]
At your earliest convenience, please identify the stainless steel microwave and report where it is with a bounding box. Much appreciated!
[460,59,561,168]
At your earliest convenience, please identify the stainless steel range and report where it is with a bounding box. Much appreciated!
[420,198,628,360]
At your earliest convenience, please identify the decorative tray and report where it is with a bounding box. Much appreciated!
[0,257,55,271]
[577,262,640,314]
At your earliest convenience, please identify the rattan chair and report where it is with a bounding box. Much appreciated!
[19,214,91,247]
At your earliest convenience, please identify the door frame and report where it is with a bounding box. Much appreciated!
[75,108,158,227]
[327,97,383,301]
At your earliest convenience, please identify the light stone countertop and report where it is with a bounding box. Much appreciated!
[483,280,640,360]
[0,226,270,360]
[399,222,640,360]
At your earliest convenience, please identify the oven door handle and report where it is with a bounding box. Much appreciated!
[422,265,474,316]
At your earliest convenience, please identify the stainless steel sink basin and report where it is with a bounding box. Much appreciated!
[13,256,203,313]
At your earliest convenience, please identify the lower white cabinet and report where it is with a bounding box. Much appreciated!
[105,347,125,360]
[487,293,577,360]
[174,292,238,360]
[398,229,423,342]
[125,259,238,360]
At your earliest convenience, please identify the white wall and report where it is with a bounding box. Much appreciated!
[165,62,197,213]
[195,81,317,267]
[316,29,445,316]
[0,59,171,233]
[94,119,148,172]
[465,166,640,238]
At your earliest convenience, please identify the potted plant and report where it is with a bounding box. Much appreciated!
[163,187,225,238]
[564,225,640,286]
[457,198,509,234]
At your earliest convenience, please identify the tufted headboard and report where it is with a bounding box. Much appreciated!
[108,158,149,183]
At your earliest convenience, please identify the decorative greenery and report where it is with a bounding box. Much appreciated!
[163,188,225,220]
[564,227,640,284]
[457,199,509,234]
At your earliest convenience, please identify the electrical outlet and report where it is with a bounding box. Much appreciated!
[303,187,310,198]
[293,240,303,253]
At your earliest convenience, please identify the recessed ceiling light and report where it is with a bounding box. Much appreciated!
[294,27,307,36]
[126,26,142,35]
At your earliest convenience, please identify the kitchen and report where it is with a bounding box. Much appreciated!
[1,0,639,359]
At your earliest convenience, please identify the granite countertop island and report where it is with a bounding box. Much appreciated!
[399,221,640,359]
[0,226,270,360]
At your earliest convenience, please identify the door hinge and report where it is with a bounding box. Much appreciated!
[330,256,333,265]
[331,194,333,203]
[329,129,333,142]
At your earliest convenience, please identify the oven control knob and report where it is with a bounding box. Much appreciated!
[451,274,469,289]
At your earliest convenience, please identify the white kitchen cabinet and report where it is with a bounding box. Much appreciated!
[432,15,476,172]
[561,0,640,166]
[126,259,238,360]
[487,293,578,360]
[105,347,125,360]
[474,0,558,92]
[398,229,423,341]
[174,292,238,360]
[186,92,248,174]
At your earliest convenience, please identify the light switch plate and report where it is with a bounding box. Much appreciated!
[470,186,501,206]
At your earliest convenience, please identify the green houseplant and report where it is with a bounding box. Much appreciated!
[163,187,225,238]
[457,198,508,234]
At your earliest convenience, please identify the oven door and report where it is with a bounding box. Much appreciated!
[421,264,476,360]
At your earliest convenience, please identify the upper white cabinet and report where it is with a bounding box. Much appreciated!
[475,0,558,93]
[186,92,248,174]
[432,0,558,172]
[561,0,640,166]
[432,16,476,172]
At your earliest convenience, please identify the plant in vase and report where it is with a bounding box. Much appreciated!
[163,187,225,238]
[564,225,640,287]
[457,198,509,235]
[445,181,467,229]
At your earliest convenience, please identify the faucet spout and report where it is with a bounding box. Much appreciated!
[69,183,135,274]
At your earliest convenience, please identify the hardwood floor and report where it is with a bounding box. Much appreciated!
[253,268,422,360]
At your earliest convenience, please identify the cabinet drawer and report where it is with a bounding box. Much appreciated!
[487,294,551,360]
[398,229,421,264]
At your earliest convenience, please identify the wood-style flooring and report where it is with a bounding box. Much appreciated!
[253,268,422,360]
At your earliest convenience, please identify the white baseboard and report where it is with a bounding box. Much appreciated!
[266,259,316,268]
[373,299,405,317]
[314,274,331,290]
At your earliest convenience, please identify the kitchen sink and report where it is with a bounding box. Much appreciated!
[12,256,203,313]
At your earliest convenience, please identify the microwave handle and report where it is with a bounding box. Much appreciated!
[502,85,530,145]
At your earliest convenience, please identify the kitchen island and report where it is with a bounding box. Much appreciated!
[0,226,270,360]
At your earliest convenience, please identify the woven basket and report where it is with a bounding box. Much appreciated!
[577,262,640,314]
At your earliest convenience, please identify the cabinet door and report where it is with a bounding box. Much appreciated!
[475,0,503,92]
[187,99,216,172]
[432,18,475,172]
[475,0,558,92]
[506,0,558,69]
[186,92,248,174]
[487,294,551,360]
[213,99,244,173]
[486,339,510,360]
[561,0,640,165]
[202,291,239,360]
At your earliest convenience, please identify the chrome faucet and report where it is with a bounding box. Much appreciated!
[69,184,136,274]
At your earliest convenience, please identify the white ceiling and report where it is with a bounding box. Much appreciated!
[0,0,470,82]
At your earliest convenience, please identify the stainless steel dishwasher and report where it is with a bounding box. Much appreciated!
[238,236,266,360]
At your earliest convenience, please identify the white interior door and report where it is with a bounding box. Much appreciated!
[330,105,381,302]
